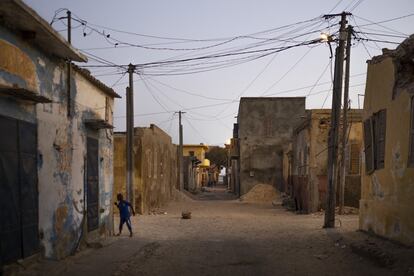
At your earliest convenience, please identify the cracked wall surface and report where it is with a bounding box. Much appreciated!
[237,97,306,195]
[360,35,414,246]
[0,25,115,259]
[114,125,178,215]
[291,109,363,213]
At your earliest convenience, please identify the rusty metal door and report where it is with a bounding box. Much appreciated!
[87,137,99,232]
[0,115,39,264]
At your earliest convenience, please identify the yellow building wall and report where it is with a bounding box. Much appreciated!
[360,56,414,245]
[183,146,207,162]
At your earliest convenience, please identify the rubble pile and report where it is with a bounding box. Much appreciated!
[171,188,194,202]
[240,184,279,203]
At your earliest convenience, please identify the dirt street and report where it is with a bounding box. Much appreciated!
[15,186,414,276]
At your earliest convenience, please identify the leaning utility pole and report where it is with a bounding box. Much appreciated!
[126,64,136,203]
[176,111,186,190]
[338,25,353,215]
[324,12,351,228]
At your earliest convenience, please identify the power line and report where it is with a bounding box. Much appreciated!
[140,75,171,112]
[353,31,408,39]
[354,14,413,36]
[69,12,323,43]
[306,60,331,97]
[343,0,359,11]
[260,44,318,96]
[149,78,232,101]
[135,39,321,69]
[183,116,209,143]
[327,0,345,13]
[110,71,127,87]
[349,0,365,12]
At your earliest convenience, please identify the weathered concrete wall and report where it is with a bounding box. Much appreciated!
[0,25,114,259]
[114,125,178,215]
[360,37,414,245]
[237,97,306,195]
[291,110,363,213]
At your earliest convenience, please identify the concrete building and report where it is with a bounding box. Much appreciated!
[0,0,119,263]
[288,109,363,213]
[114,125,178,215]
[237,97,306,195]
[183,144,210,189]
[183,144,209,163]
[360,35,414,245]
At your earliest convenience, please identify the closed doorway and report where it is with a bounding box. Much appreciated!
[86,137,99,232]
[0,115,39,264]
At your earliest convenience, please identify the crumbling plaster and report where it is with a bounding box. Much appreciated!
[0,25,114,259]
[114,125,178,215]
[360,42,414,245]
[237,97,306,195]
[291,110,363,212]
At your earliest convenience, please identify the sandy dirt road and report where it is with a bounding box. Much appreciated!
[14,186,414,276]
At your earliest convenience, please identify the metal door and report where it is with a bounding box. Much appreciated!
[0,115,38,264]
[87,137,99,232]
[19,121,39,258]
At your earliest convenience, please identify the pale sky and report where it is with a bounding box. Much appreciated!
[24,0,414,146]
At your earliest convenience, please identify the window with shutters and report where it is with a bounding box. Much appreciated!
[364,109,387,174]
[374,109,386,169]
[409,97,414,167]
[364,118,375,174]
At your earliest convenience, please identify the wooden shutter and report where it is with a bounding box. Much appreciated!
[364,118,375,174]
[348,143,361,175]
[375,109,387,169]
[409,97,414,166]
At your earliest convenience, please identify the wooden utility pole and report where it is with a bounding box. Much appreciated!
[324,12,350,228]
[338,25,353,215]
[126,64,135,203]
[66,10,72,117]
[177,111,186,190]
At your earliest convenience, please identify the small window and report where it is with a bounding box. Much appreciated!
[409,97,414,166]
[264,116,272,137]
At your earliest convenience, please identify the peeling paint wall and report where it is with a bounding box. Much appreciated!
[291,109,363,213]
[360,38,414,245]
[0,25,115,260]
[114,125,178,215]
[237,97,306,195]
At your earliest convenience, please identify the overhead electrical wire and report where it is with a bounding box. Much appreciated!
[353,14,412,36]
[260,44,319,96]
[305,60,331,97]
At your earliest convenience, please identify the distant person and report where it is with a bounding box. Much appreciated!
[114,193,135,237]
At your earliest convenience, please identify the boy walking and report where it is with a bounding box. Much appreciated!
[114,193,135,237]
